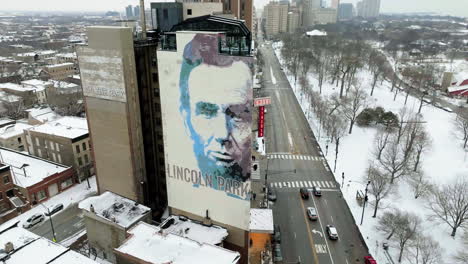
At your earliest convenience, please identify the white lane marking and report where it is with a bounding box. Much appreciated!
[317,181,322,188]
[271,66,277,85]
[294,232,297,239]
[311,194,335,264]
[323,181,330,188]
[308,181,313,187]
[315,244,328,254]
[312,229,323,237]
[331,215,334,223]
[288,133,294,150]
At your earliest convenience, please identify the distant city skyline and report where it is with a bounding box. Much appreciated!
[0,0,467,18]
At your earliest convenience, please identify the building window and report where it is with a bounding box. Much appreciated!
[58,154,62,163]
[163,9,168,19]
[50,141,54,150]
[56,143,60,150]
[152,73,159,82]
[77,157,83,166]
[35,138,40,146]
[75,145,80,153]
[17,137,21,144]
[61,178,73,189]
[187,9,192,15]
[3,176,10,184]
[84,154,89,164]
[52,153,56,162]
[36,190,47,201]
[38,149,42,157]
[0,192,2,200]
[82,142,87,151]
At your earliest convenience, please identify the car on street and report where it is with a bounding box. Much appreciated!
[312,186,322,196]
[326,225,339,240]
[273,243,283,262]
[45,203,64,216]
[300,187,309,199]
[306,207,318,221]
[267,187,277,201]
[23,213,45,229]
[364,255,377,264]
[273,224,281,243]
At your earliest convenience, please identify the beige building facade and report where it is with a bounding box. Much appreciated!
[77,27,146,203]
[41,62,75,80]
[183,2,223,20]
[264,2,289,38]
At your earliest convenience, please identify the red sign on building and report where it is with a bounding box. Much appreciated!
[258,106,265,137]
[254,97,271,107]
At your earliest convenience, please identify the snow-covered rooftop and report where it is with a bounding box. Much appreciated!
[0,82,35,92]
[0,226,99,264]
[115,222,240,264]
[25,107,61,124]
[0,122,32,139]
[0,118,14,127]
[21,79,52,88]
[51,80,80,90]
[79,191,151,229]
[44,62,74,68]
[0,91,21,103]
[161,215,228,245]
[56,53,77,59]
[0,147,70,188]
[27,116,88,139]
[249,209,274,233]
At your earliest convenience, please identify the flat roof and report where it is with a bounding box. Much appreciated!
[115,222,240,264]
[0,226,99,264]
[249,209,274,234]
[161,215,228,245]
[0,147,70,188]
[79,191,151,229]
[27,116,88,139]
[0,82,36,92]
[25,107,61,123]
[0,122,32,139]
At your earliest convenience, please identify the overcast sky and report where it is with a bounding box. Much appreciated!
[1,0,467,17]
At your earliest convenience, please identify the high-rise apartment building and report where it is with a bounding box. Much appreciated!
[338,3,354,20]
[134,5,140,18]
[77,27,167,218]
[264,1,289,38]
[357,0,381,18]
[287,10,300,33]
[157,16,252,264]
[125,5,133,18]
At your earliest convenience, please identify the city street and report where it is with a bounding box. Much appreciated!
[28,204,85,243]
[258,35,369,263]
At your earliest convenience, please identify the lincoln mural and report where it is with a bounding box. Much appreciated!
[158,31,253,229]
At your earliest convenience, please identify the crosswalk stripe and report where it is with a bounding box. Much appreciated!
[328,181,335,188]
[308,181,313,187]
[324,181,330,188]
[317,181,323,187]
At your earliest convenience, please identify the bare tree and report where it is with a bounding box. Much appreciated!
[341,83,369,134]
[366,163,393,217]
[376,208,407,240]
[0,99,26,120]
[407,170,432,199]
[454,231,468,264]
[368,51,386,96]
[406,234,442,264]
[393,212,421,262]
[426,176,468,237]
[412,130,431,172]
[327,113,347,173]
[453,111,468,149]
[373,129,393,161]
[378,138,409,184]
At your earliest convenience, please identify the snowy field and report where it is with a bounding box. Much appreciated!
[0,176,97,233]
[273,42,467,264]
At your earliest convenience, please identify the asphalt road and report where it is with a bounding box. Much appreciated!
[258,33,369,264]
[27,204,85,243]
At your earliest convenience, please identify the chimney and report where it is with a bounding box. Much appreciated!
[5,242,14,253]
[139,0,147,39]
[90,204,95,213]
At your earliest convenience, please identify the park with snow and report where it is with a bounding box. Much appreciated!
[272,40,468,264]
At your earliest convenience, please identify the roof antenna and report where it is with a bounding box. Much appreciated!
[139,0,147,39]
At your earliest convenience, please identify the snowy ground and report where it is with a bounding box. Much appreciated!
[273,42,467,264]
[0,176,97,231]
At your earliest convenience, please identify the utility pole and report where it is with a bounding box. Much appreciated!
[39,203,57,242]
[360,180,371,225]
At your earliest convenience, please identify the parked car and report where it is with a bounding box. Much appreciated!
[273,243,283,262]
[273,224,281,243]
[364,256,377,264]
[326,225,339,240]
[312,186,322,196]
[23,213,45,229]
[306,207,318,221]
[45,203,64,216]
[300,187,309,199]
[267,187,277,201]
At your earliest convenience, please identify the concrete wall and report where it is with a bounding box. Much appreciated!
[182,2,223,20]
[77,27,147,203]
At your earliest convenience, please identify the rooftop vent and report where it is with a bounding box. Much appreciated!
[4,242,14,253]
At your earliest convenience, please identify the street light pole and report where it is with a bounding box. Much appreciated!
[360,180,371,226]
[39,203,57,242]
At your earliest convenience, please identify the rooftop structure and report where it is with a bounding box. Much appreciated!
[79,191,151,229]
[0,83,36,93]
[0,225,99,264]
[0,91,21,103]
[21,79,53,89]
[115,222,240,264]
[161,215,228,245]
[0,147,71,188]
[26,116,88,140]
[249,209,274,233]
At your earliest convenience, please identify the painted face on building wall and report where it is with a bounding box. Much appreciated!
[179,34,252,185]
